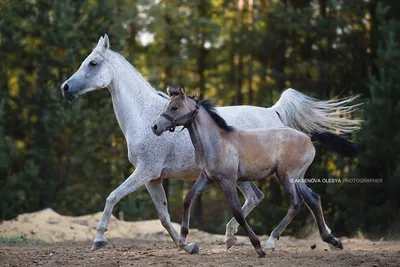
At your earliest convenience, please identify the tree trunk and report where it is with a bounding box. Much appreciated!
[368,0,378,82]
[277,0,287,92]
[234,0,244,105]
[247,0,254,104]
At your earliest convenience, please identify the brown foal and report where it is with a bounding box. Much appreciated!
[152,85,352,257]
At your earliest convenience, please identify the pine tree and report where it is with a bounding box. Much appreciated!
[357,2,400,236]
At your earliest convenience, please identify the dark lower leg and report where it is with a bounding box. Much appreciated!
[267,181,302,248]
[303,189,343,249]
[220,179,265,258]
[269,200,302,241]
[180,173,211,247]
[225,182,265,249]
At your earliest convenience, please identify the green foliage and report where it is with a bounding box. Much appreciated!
[355,2,400,237]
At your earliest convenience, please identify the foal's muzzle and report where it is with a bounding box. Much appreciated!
[152,123,167,136]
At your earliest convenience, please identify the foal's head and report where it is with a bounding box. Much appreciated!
[152,85,235,136]
[152,85,198,135]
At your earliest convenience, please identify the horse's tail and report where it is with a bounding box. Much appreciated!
[271,88,362,136]
[311,131,359,158]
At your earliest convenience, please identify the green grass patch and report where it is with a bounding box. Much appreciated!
[0,234,46,244]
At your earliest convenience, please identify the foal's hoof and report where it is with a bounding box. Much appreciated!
[186,243,199,254]
[91,238,107,251]
[225,236,237,250]
[257,250,266,258]
[332,239,343,250]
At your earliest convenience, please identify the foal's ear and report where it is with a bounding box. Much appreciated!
[166,85,177,96]
[178,85,186,95]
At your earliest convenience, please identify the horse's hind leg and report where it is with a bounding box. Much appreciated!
[266,175,303,249]
[225,181,265,250]
[297,183,343,249]
[219,179,265,258]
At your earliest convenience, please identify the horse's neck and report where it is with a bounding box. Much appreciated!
[107,54,166,138]
[187,109,222,164]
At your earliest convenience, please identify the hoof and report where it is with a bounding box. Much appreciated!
[225,236,237,250]
[185,243,199,254]
[330,238,343,250]
[91,238,107,251]
[266,237,275,249]
[257,250,266,258]
[336,239,343,250]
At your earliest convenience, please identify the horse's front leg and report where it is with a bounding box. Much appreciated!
[145,179,199,254]
[91,165,159,251]
[180,172,213,254]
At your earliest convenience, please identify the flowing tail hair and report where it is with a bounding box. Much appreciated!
[272,89,362,157]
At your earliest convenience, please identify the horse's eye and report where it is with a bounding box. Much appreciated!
[171,106,178,111]
[89,61,97,67]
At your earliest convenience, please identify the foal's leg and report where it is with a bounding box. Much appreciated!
[266,176,303,249]
[180,172,213,254]
[91,165,158,251]
[219,179,265,258]
[145,179,200,254]
[225,181,265,249]
[298,183,343,249]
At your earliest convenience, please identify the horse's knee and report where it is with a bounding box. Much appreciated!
[106,193,117,206]
[158,213,171,227]
[252,191,265,204]
[244,191,264,208]
[258,191,265,202]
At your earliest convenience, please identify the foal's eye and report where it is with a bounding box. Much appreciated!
[89,61,97,67]
[171,106,178,111]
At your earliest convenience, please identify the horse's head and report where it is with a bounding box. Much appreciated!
[152,85,198,136]
[61,34,113,101]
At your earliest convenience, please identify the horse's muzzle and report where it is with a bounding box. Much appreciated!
[151,124,164,136]
[61,82,79,101]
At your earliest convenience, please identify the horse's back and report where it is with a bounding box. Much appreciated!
[217,105,283,129]
[230,127,314,179]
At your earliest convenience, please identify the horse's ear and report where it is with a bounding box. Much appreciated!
[97,36,104,47]
[166,85,176,96]
[178,85,186,95]
[103,34,110,50]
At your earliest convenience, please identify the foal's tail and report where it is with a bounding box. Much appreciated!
[311,132,359,158]
[271,89,362,135]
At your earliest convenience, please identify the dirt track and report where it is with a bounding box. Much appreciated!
[1,238,399,267]
[1,209,399,266]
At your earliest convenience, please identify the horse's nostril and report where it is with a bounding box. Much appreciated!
[63,84,69,92]
[153,124,158,130]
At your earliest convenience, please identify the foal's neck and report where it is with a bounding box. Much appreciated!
[187,108,224,166]
[107,51,166,137]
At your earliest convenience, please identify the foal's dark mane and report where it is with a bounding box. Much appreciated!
[188,96,235,132]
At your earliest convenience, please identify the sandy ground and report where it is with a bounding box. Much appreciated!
[0,209,399,266]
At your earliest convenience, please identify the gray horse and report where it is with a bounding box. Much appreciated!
[61,34,360,253]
